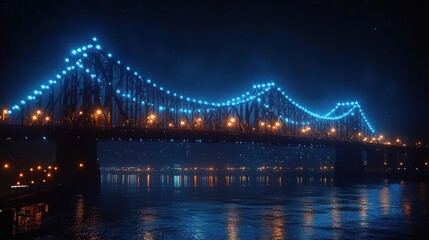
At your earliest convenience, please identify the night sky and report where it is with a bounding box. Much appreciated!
[1,1,428,142]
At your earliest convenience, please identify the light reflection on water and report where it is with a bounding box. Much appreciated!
[41,173,429,239]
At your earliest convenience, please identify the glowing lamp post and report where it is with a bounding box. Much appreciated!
[95,109,103,125]
[2,109,8,123]
[258,121,266,132]
[3,163,9,196]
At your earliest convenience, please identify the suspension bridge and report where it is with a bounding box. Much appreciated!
[0,38,418,186]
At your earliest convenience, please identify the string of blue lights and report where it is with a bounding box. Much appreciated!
[7,37,375,134]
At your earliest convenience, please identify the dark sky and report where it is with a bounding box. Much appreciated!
[1,0,428,142]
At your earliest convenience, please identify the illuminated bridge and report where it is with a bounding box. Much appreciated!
[0,38,418,186]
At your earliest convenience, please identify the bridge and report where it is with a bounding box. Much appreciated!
[0,38,423,188]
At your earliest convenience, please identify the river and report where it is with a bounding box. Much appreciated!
[34,173,428,239]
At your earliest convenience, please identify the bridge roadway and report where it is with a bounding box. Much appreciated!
[0,125,411,188]
[0,125,375,146]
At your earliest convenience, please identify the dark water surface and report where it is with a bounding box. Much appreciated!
[38,173,429,239]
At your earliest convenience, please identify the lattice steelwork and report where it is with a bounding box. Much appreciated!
[4,38,376,141]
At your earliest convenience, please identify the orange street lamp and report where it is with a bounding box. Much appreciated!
[3,163,9,195]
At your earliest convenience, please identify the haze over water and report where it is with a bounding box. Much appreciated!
[38,172,429,239]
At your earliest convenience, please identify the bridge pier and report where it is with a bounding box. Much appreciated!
[334,144,365,182]
[56,136,100,192]
[365,147,386,173]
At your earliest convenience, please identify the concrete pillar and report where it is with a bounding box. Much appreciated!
[55,137,100,192]
[335,144,365,182]
[365,147,386,173]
